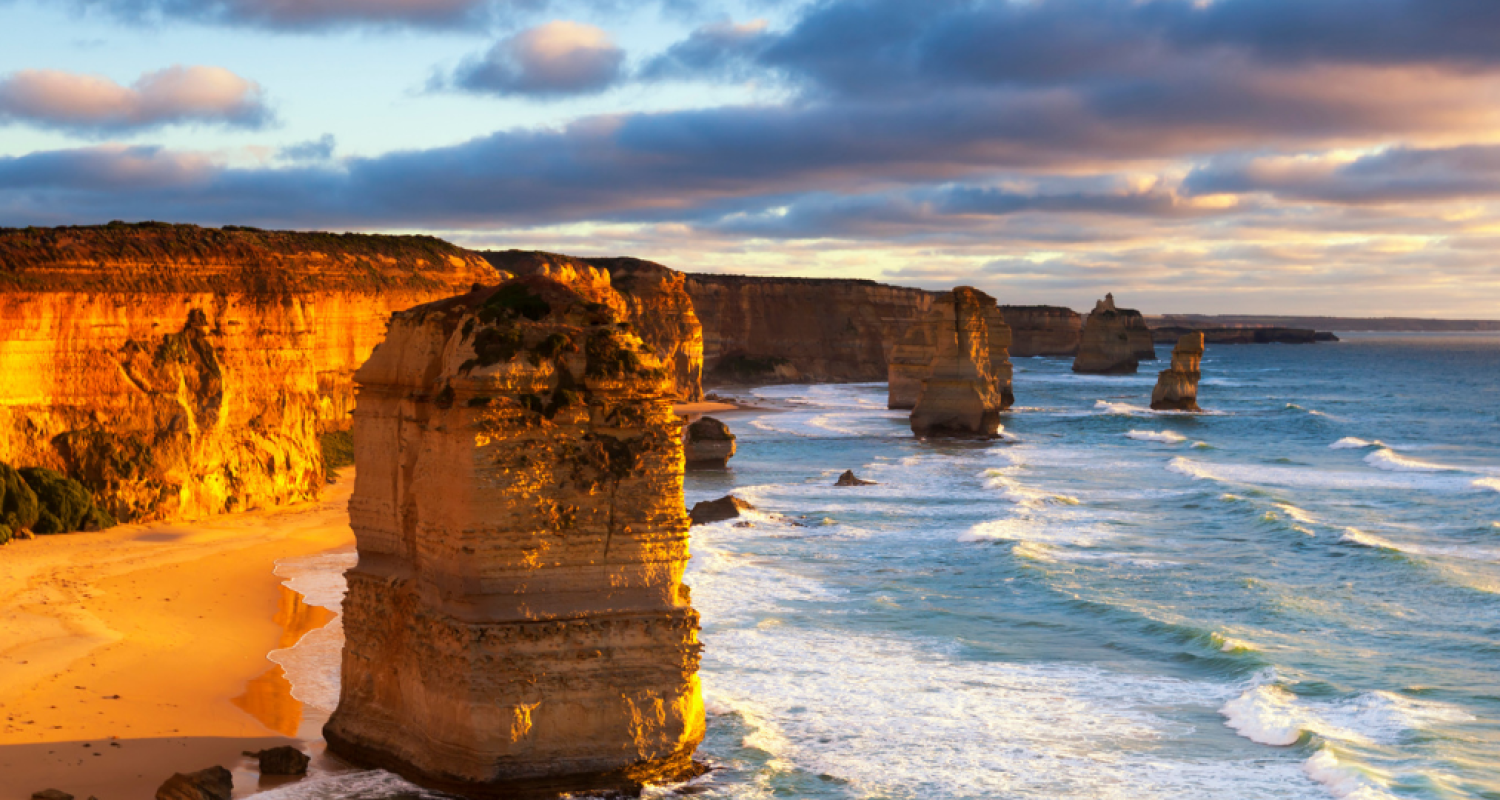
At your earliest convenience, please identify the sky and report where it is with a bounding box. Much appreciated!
[2,0,1499,316]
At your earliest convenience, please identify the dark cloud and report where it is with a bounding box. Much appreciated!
[277,134,336,162]
[0,66,271,135]
[1184,145,1500,205]
[639,19,772,82]
[50,0,514,30]
[441,20,625,97]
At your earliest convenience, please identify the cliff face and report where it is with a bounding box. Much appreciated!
[325,275,704,797]
[684,275,934,384]
[886,316,938,410]
[1151,325,1335,344]
[999,305,1082,357]
[481,251,704,402]
[1073,294,1153,374]
[910,288,1006,437]
[1151,332,1204,411]
[0,223,499,522]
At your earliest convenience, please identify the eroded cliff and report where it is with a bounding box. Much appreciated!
[0,222,499,522]
[999,306,1083,357]
[685,275,934,384]
[325,275,704,797]
[1151,332,1205,411]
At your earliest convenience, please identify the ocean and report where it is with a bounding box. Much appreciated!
[259,333,1500,800]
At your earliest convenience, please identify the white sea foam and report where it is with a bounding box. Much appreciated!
[1127,430,1187,443]
[981,470,1081,508]
[267,552,357,713]
[1330,437,1380,450]
[1168,456,1473,493]
[1303,747,1401,800]
[1364,448,1453,473]
[1340,527,1500,563]
[1474,477,1500,493]
[1095,399,1153,415]
[244,767,446,799]
[1221,682,1474,748]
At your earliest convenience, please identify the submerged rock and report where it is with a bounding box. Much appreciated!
[1151,332,1205,412]
[834,470,877,487]
[684,417,737,468]
[155,766,232,800]
[1073,294,1154,374]
[689,495,756,526]
[910,287,1009,438]
[324,274,704,799]
[244,745,310,776]
[31,790,73,800]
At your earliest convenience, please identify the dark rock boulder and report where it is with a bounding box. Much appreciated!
[1,463,41,544]
[18,467,116,534]
[244,745,310,776]
[684,417,737,468]
[31,790,74,800]
[155,766,233,800]
[689,495,755,526]
[834,470,877,487]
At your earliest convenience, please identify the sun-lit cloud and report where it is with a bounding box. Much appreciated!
[0,65,270,134]
[439,20,625,97]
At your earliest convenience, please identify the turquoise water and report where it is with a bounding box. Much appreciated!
[683,334,1500,800]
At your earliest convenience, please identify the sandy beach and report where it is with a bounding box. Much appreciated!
[0,478,357,800]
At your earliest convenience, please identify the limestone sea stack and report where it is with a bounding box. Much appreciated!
[1073,294,1154,374]
[910,287,1009,437]
[324,275,704,797]
[683,416,736,467]
[1151,332,1205,411]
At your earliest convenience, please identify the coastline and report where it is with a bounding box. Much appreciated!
[0,477,357,800]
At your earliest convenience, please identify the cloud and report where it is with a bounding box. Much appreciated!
[440,20,625,97]
[277,134,336,162]
[639,19,771,82]
[0,65,271,134]
[54,0,509,30]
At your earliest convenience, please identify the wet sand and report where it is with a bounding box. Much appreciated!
[0,478,356,800]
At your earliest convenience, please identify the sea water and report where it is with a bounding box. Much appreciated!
[267,333,1500,800]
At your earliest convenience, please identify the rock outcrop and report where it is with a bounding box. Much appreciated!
[481,251,705,402]
[155,766,232,800]
[834,470,876,486]
[683,417,736,468]
[886,315,939,410]
[684,275,934,384]
[325,275,703,798]
[1151,325,1337,345]
[1073,294,1154,374]
[910,288,1008,437]
[999,306,1084,356]
[688,495,755,526]
[0,223,499,522]
[245,745,311,776]
[1151,333,1205,412]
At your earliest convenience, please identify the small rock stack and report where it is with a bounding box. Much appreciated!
[683,417,736,468]
[1073,294,1155,374]
[1151,332,1205,411]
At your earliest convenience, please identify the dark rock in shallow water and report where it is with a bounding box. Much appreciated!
[32,790,73,800]
[689,495,755,526]
[155,766,232,800]
[684,416,737,467]
[244,745,310,776]
[834,470,877,487]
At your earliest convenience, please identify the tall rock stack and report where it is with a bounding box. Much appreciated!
[986,307,1016,410]
[1151,332,1205,411]
[325,275,704,798]
[910,287,1007,437]
[887,315,939,410]
[1073,294,1154,374]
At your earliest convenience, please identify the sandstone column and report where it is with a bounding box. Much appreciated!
[1073,293,1154,374]
[910,287,1006,437]
[1150,332,1205,411]
[325,275,704,798]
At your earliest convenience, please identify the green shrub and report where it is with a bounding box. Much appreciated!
[0,462,40,533]
[477,283,551,323]
[20,467,112,534]
[321,431,355,476]
[471,326,525,368]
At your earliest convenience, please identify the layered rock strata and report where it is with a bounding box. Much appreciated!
[1073,294,1155,374]
[325,275,704,798]
[999,306,1084,357]
[1151,325,1336,344]
[0,223,498,522]
[1151,332,1205,412]
[892,293,1014,413]
[481,251,705,402]
[910,288,1007,437]
[684,275,934,384]
[683,417,736,468]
